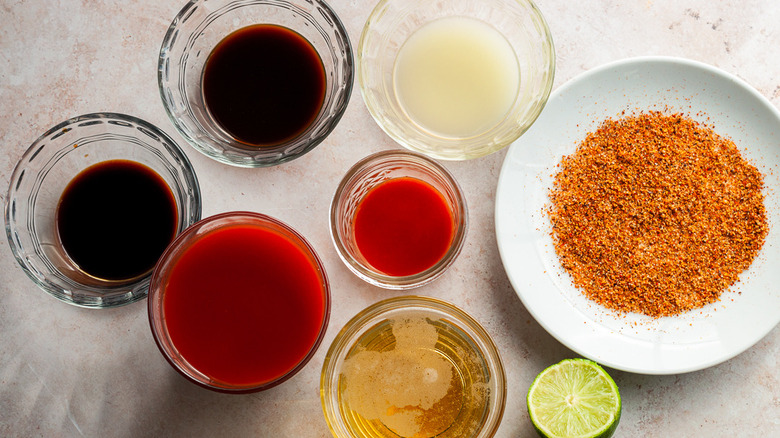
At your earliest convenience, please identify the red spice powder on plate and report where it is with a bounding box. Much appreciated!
[547,111,768,318]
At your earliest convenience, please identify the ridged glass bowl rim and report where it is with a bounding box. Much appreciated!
[4,112,202,308]
[320,295,507,438]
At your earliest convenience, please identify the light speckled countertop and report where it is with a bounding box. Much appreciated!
[1,1,779,436]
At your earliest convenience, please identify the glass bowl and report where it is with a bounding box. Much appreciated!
[4,112,202,308]
[148,211,330,393]
[158,0,354,168]
[330,150,467,289]
[321,296,506,438]
[358,0,555,160]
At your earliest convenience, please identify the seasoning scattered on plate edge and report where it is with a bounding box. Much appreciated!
[547,111,768,318]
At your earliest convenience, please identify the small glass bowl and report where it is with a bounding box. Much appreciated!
[321,296,506,438]
[4,113,202,308]
[158,0,354,168]
[358,0,555,160]
[148,211,330,393]
[330,150,467,289]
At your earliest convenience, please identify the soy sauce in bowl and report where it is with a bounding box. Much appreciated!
[202,24,327,147]
[56,159,178,283]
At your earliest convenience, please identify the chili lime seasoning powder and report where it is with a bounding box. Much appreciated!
[547,112,768,318]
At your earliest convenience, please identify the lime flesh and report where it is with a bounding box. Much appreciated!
[527,358,621,438]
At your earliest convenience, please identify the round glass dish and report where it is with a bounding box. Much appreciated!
[148,211,330,393]
[358,0,555,160]
[158,0,354,168]
[321,296,506,438]
[330,150,467,289]
[4,112,201,308]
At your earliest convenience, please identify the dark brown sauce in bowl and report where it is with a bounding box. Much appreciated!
[201,24,327,147]
[56,159,178,283]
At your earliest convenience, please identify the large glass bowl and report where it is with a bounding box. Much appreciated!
[148,211,331,393]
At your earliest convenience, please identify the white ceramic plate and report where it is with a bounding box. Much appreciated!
[495,57,780,374]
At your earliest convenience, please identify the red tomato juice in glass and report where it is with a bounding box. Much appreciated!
[160,222,327,387]
[353,177,454,276]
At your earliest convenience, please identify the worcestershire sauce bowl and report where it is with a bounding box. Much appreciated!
[159,0,354,167]
[4,113,202,308]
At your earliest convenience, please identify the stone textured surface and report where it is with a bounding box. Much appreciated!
[1,0,779,436]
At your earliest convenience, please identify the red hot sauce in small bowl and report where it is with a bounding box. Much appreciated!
[353,177,454,277]
[330,150,468,289]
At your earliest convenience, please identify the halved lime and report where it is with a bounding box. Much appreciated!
[527,358,621,438]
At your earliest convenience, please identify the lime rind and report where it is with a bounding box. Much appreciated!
[527,358,621,438]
